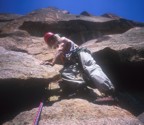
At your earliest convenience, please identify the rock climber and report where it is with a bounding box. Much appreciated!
[41,32,116,103]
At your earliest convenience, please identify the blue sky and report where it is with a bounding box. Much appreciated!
[0,0,144,22]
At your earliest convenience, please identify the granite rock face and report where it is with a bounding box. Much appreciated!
[3,99,143,125]
[1,7,143,44]
[0,47,57,80]
[0,7,144,124]
[138,112,144,124]
[0,13,22,29]
[82,27,144,62]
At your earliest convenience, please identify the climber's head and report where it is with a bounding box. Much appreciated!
[44,32,61,48]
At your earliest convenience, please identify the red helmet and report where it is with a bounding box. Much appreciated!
[44,32,54,44]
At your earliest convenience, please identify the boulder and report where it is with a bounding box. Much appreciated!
[0,46,57,80]
[0,34,59,62]
[82,27,144,62]
[138,112,144,124]
[3,99,143,125]
[0,46,61,124]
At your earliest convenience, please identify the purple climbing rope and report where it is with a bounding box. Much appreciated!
[33,102,43,125]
